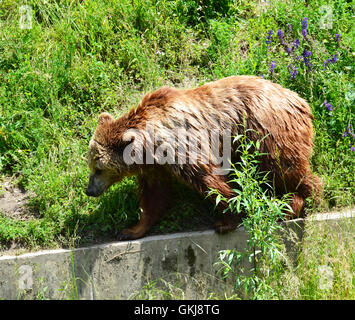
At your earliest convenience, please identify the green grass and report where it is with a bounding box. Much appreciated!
[0,0,354,249]
[278,217,355,300]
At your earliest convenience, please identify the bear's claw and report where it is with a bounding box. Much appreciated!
[117,231,135,241]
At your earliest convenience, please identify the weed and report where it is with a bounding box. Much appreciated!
[211,130,291,299]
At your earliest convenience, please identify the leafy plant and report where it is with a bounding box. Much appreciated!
[211,130,292,299]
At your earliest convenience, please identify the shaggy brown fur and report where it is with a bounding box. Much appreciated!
[86,76,322,240]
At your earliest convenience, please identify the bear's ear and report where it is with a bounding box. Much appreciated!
[98,112,113,125]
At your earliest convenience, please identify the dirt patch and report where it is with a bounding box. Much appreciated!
[238,40,250,60]
[0,177,37,220]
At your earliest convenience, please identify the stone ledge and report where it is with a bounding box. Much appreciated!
[0,209,353,299]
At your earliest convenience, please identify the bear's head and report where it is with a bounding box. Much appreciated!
[85,112,133,197]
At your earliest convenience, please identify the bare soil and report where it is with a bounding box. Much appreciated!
[0,177,37,221]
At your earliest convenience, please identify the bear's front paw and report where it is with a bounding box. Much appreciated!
[117,230,135,241]
[117,228,146,241]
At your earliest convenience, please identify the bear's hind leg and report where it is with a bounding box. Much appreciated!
[284,171,322,219]
[288,194,305,219]
[192,170,239,233]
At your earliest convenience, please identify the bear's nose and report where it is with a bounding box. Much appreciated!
[85,188,94,196]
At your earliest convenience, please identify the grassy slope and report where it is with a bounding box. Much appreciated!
[0,0,354,249]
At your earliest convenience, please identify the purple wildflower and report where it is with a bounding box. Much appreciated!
[292,38,300,50]
[323,58,331,70]
[343,125,355,151]
[323,100,333,112]
[301,18,308,37]
[304,59,313,70]
[269,60,276,74]
[324,54,339,69]
[343,124,355,138]
[302,49,311,58]
[277,29,284,39]
[331,53,338,63]
[265,30,273,46]
[277,29,285,45]
[289,65,298,79]
[335,33,341,42]
[301,49,313,70]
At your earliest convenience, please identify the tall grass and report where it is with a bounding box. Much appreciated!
[277,217,355,300]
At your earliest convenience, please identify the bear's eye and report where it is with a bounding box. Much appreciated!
[116,145,126,154]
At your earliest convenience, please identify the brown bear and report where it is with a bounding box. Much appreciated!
[85,76,322,240]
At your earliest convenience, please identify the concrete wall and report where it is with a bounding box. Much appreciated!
[0,209,353,299]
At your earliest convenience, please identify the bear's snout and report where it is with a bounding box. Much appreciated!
[85,186,103,197]
[85,188,95,197]
[85,173,108,197]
